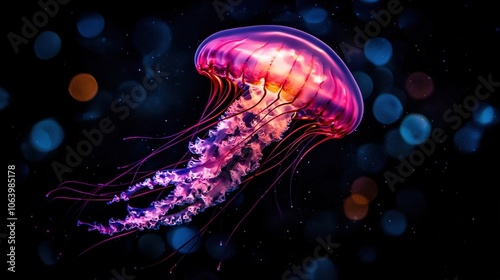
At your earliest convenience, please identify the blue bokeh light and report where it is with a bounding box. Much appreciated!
[454,124,482,153]
[302,7,328,24]
[380,209,407,236]
[0,87,10,111]
[34,31,61,60]
[77,11,105,38]
[166,226,201,254]
[399,113,431,145]
[473,103,496,127]
[30,118,64,153]
[296,0,331,35]
[364,37,393,66]
[372,93,403,125]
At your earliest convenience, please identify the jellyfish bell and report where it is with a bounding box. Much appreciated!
[48,25,363,266]
[195,25,363,138]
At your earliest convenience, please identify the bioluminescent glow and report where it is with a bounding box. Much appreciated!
[48,26,364,265]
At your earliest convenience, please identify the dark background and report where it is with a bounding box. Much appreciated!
[1,0,500,279]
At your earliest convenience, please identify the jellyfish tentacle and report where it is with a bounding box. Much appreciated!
[80,81,299,235]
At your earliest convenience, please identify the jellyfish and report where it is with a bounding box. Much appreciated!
[51,25,363,238]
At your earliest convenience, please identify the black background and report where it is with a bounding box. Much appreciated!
[2,0,500,279]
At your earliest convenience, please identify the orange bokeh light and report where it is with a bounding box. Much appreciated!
[343,196,369,221]
[350,176,378,205]
[69,73,98,102]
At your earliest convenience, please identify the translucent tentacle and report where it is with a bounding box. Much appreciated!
[79,80,297,235]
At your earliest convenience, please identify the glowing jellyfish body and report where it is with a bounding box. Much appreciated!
[69,25,363,236]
